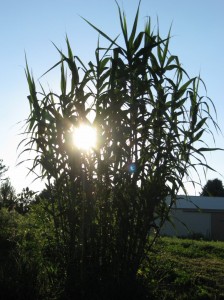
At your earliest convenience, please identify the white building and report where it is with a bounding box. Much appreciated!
[160,196,224,240]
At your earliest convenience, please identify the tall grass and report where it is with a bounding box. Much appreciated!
[21,2,220,298]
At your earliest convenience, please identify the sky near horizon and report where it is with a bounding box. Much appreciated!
[0,0,224,194]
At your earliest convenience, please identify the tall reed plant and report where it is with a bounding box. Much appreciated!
[22,2,220,299]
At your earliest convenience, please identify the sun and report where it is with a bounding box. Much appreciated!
[72,124,96,151]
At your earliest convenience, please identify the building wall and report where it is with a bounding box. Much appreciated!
[160,209,211,239]
[211,212,224,241]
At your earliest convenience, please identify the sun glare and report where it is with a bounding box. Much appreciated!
[73,124,96,151]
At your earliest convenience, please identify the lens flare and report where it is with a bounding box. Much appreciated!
[128,163,137,173]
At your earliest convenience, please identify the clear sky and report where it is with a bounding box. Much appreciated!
[1,0,224,194]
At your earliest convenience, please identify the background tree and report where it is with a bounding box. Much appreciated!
[16,187,36,214]
[22,2,220,299]
[0,178,16,210]
[0,159,8,180]
[201,178,224,197]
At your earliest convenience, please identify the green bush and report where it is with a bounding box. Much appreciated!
[0,201,64,300]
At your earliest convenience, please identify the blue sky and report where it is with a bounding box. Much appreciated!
[1,0,224,194]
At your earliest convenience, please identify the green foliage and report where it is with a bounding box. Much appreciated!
[140,237,224,299]
[15,199,65,299]
[0,199,63,300]
[201,178,224,196]
[16,186,36,213]
[21,2,220,299]
[0,178,16,209]
[0,208,30,299]
[0,207,22,239]
[0,159,8,180]
[0,159,10,209]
